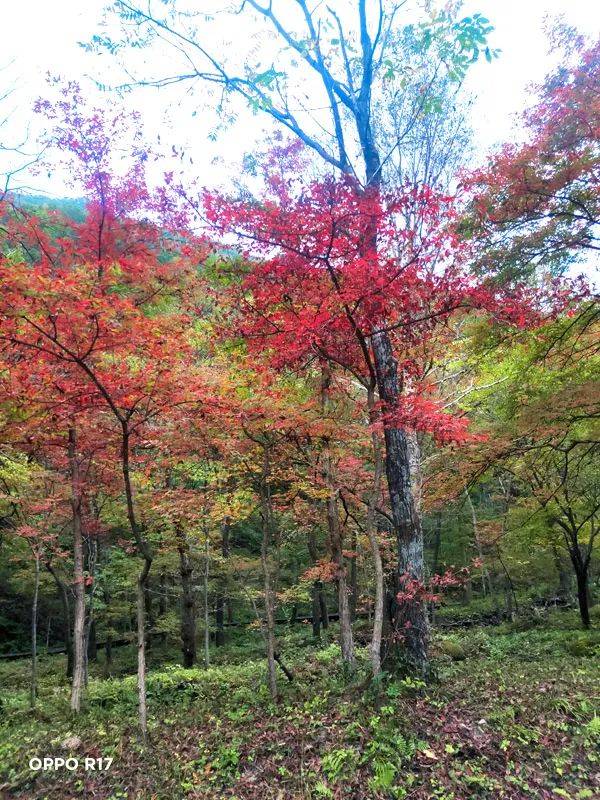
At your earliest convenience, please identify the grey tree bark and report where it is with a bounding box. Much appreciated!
[203,533,211,668]
[46,560,73,678]
[121,424,153,739]
[30,550,40,708]
[321,366,354,667]
[215,520,230,647]
[465,488,490,596]
[69,427,86,713]
[366,388,385,676]
[260,446,278,702]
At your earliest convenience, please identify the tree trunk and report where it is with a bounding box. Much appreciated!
[465,488,490,595]
[320,365,354,667]
[319,590,329,629]
[307,529,328,638]
[215,520,230,647]
[69,427,86,714]
[30,551,40,708]
[371,331,429,676]
[87,619,97,662]
[430,514,442,624]
[84,536,99,686]
[158,570,168,616]
[121,423,153,739]
[367,388,384,676]
[572,559,591,629]
[144,579,154,650]
[203,533,210,668]
[349,528,358,621]
[215,596,224,646]
[178,531,196,668]
[259,445,278,702]
[311,582,322,638]
[431,513,442,576]
[263,543,278,703]
[104,636,113,677]
[46,561,73,679]
[327,486,355,667]
[552,545,571,600]
[136,568,149,737]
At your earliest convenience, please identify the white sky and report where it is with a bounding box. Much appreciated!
[1,0,599,197]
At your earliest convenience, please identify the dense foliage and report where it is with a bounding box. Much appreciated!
[0,6,598,799]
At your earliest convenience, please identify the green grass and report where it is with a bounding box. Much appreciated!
[0,614,598,799]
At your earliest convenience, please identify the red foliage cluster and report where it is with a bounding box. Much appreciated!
[204,155,569,446]
[396,563,476,608]
[466,37,600,270]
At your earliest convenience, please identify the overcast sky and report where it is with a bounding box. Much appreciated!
[1,0,599,197]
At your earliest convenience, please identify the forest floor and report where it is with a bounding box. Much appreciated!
[1,607,599,800]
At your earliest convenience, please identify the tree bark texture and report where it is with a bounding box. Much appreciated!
[178,531,197,668]
[69,427,86,713]
[30,552,40,708]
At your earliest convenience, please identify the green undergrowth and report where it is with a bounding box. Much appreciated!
[0,614,598,799]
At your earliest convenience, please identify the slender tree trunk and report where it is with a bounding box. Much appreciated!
[215,596,224,645]
[158,570,167,616]
[215,520,230,647]
[87,619,97,662]
[84,536,99,687]
[431,512,442,575]
[406,429,423,514]
[136,566,149,736]
[326,483,355,667]
[552,545,571,600]
[310,581,329,637]
[463,550,473,603]
[260,447,278,702]
[307,530,328,638]
[178,531,196,668]
[367,388,384,676]
[320,365,354,667]
[497,548,518,620]
[46,561,73,678]
[104,637,113,677]
[349,528,358,621]
[572,557,591,629]
[311,583,322,638]
[319,591,329,629]
[102,586,113,677]
[465,489,490,595]
[30,551,40,708]
[428,515,439,626]
[121,424,153,739]
[144,579,154,651]
[69,427,86,714]
[203,533,210,668]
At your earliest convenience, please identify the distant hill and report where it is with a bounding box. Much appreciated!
[10,193,86,222]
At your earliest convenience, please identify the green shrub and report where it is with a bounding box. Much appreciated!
[565,637,594,658]
[321,747,358,782]
[438,639,467,661]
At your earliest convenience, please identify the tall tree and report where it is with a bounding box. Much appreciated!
[0,87,210,734]
[100,0,497,674]
[467,36,600,279]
